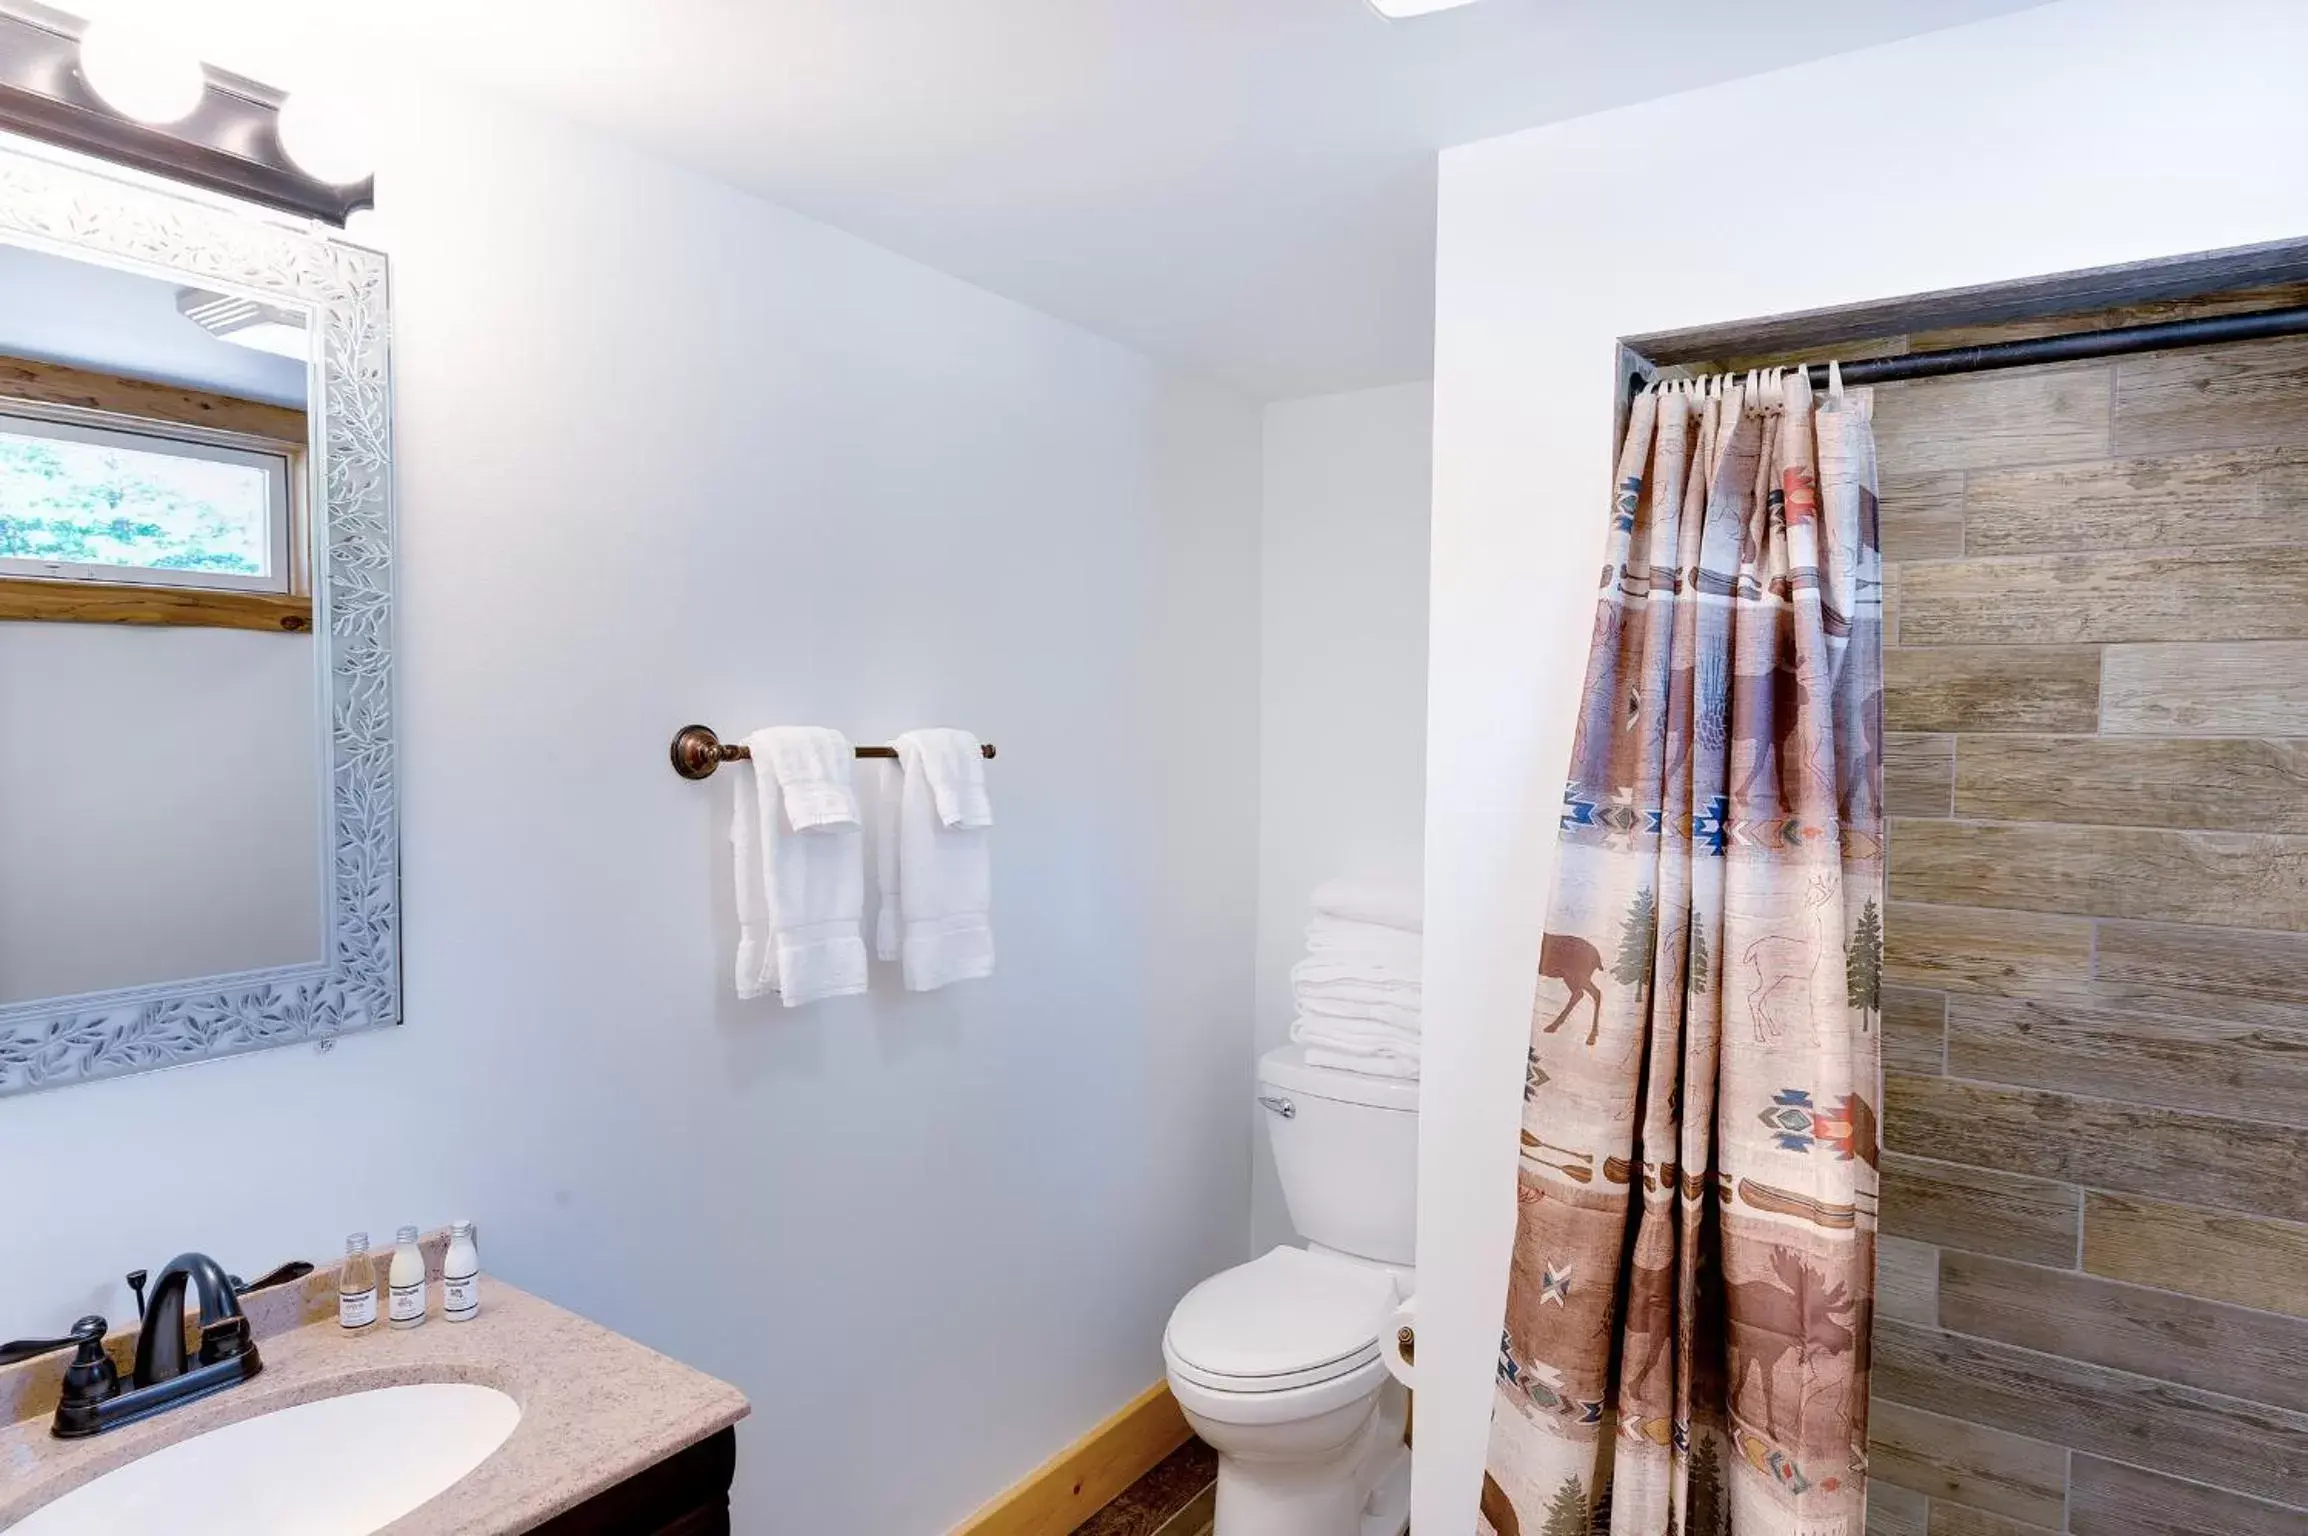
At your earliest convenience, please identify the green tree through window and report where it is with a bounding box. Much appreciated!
[0,426,270,578]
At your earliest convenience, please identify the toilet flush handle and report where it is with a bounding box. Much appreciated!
[1256,1094,1295,1119]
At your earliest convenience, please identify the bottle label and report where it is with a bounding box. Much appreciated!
[444,1273,479,1319]
[388,1281,425,1325]
[340,1288,378,1330]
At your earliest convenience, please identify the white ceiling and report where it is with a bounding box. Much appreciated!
[72,0,2051,397]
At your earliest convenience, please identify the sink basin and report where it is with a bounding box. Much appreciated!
[14,1383,521,1535]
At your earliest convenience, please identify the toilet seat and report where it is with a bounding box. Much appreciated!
[1165,1347,1393,1428]
[1163,1246,1400,1395]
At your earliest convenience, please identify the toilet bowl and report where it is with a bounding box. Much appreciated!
[1163,1047,1417,1536]
[1164,1245,1411,1536]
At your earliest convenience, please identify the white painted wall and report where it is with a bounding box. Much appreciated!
[1251,383,1431,1253]
[0,622,320,1001]
[1417,1,2308,1528]
[0,80,1261,1535]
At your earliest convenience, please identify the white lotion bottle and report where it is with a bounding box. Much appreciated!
[442,1221,481,1323]
[387,1225,427,1329]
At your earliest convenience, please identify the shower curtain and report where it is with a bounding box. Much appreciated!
[1483,369,1884,1536]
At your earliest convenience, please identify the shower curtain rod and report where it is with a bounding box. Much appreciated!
[1640,301,2308,396]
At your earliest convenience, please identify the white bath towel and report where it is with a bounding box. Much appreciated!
[1291,1011,1418,1049]
[1291,1012,1421,1078]
[1295,991,1423,1034]
[732,727,869,1007]
[1308,878,1422,934]
[1300,1044,1420,1080]
[1287,877,1422,1079]
[1295,985,1421,1026]
[1291,956,1422,998]
[875,729,994,991]
[1303,916,1425,970]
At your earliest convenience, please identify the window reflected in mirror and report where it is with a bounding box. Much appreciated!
[0,412,294,592]
[0,238,323,1007]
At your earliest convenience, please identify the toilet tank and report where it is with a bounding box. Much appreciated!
[1257,1044,1418,1268]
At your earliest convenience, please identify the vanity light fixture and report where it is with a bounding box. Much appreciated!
[1366,0,1485,16]
[275,87,376,186]
[0,4,373,224]
[74,18,203,124]
[176,287,309,360]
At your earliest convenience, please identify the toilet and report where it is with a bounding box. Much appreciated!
[1163,1045,1416,1536]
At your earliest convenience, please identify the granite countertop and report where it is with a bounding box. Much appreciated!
[0,1257,748,1534]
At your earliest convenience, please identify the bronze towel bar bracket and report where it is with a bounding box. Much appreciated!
[670,724,997,781]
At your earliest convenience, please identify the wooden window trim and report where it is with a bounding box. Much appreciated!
[0,577,311,632]
[0,353,312,632]
[0,353,306,442]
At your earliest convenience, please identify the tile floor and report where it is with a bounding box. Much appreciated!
[1071,1438,1216,1536]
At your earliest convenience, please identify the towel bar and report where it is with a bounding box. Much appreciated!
[670,724,996,781]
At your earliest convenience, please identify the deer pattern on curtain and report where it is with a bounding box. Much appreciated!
[1483,370,1885,1536]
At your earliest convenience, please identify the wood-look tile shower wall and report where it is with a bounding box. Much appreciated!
[1865,324,2308,1536]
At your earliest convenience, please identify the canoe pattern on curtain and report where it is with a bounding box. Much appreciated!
[1483,371,1885,1536]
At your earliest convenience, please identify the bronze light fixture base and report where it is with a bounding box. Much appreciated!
[0,5,374,226]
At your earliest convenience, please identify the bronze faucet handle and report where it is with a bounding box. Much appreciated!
[0,1314,108,1368]
[197,1315,255,1366]
[57,1317,120,1412]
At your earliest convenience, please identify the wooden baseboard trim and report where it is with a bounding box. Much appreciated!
[951,1380,1191,1536]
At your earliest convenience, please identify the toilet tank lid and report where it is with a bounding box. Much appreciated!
[1257,1044,1419,1111]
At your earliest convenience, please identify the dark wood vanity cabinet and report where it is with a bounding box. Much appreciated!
[530,1428,736,1535]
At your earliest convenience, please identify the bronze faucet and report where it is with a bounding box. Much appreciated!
[0,1252,265,1438]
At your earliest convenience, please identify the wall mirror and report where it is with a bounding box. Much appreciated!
[0,135,396,1095]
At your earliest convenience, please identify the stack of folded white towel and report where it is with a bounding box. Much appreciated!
[1287,879,1423,1079]
[731,725,994,1006]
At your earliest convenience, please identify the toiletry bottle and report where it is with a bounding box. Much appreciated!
[387,1225,427,1329]
[442,1221,481,1323]
[339,1232,379,1331]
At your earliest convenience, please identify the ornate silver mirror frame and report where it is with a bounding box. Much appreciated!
[0,138,397,1095]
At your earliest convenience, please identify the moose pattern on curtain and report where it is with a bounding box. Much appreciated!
[1483,372,1885,1536]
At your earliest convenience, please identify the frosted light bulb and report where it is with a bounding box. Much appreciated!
[78,22,206,125]
[276,91,378,186]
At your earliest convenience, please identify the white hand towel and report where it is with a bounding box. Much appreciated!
[758,726,863,830]
[876,730,994,991]
[1308,878,1422,934]
[909,728,994,830]
[731,727,868,1007]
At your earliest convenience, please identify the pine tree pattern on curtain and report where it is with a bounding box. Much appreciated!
[1484,371,1885,1536]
